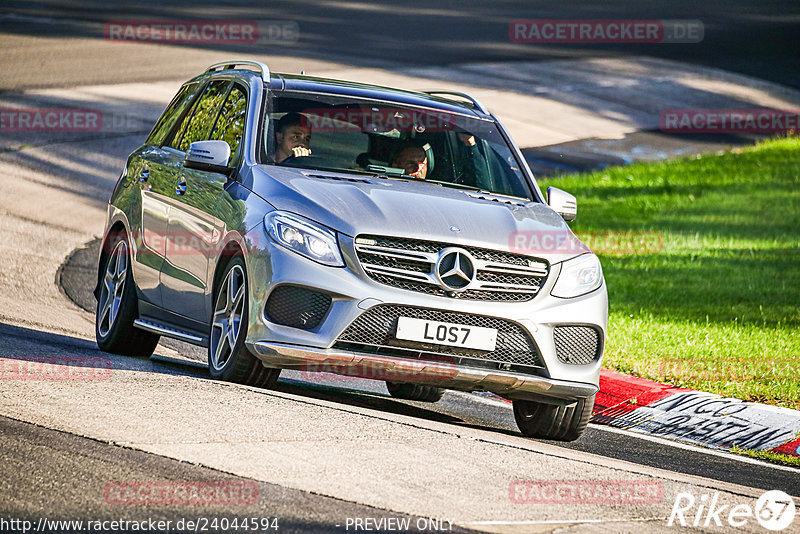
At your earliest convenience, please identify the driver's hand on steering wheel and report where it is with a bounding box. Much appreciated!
[291,146,312,158]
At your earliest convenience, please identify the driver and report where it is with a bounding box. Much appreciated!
[275,112,312,162]
[391,143,428,180]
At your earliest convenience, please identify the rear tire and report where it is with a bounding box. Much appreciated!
[385,381,445,403]
[512,395,595,441]
[95,232,160,357]
[208,256,280,388]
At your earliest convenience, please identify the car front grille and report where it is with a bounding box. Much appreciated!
[553,326,602,365]
[334,304,546,373]
[354,235,549,302]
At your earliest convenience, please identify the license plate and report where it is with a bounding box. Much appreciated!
[395,317,498,351]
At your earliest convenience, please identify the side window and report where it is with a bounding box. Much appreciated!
[146,83,200,146]
[209,85,248,163]
[167,80,230,151]
[485,145,528,198]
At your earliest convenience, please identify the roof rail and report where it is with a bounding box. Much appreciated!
[422,91,490,114]
[205,61,271,82]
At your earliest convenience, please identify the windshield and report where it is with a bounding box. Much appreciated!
[260,91,533,199]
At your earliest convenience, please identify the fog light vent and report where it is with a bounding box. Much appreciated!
[553,326,602,365]
[265,285,331,330]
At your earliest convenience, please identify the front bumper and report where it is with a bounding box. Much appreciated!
[243,229,608,397]
[252,341,599,402]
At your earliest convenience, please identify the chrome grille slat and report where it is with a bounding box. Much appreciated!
[362,264,436,284]
[357,252,429,273]
[473,282,543,293]
[356,244,437,263]
[477,262,548,277]
[354,235,549,302]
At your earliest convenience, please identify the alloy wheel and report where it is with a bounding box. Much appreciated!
[210,264,246,371]
[97,240,128,338]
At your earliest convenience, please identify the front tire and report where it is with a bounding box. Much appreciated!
[95,233,160,357]
[385,381,445,403]
[512,395,595,441]
[208,256,280,388]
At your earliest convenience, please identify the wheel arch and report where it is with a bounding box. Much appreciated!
[94,214,131,301]
[211,232,248,303]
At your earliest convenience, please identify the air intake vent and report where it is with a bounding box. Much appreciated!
[335,304,545,372]
[265,286,332,330]
[466,192,527,206]
[553,326,602,365]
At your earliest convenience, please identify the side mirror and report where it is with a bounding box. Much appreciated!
[547,186,577,222]
[184,140,234,176]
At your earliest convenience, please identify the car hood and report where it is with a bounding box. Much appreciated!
[247,165,591,263]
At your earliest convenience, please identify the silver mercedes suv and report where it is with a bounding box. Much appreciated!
[95,60,607,441]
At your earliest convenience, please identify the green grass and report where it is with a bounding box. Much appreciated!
[730,445,800,468]
[539,136,800,410]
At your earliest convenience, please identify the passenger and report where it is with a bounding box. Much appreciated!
[275,112,312,162]
[391,143,428,179]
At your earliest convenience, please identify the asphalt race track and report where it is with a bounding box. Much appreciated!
[39,246,800,499]
[1,0,799,90]
[1,2,799,533]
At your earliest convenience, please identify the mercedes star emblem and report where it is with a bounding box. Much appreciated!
[436,248,476,291]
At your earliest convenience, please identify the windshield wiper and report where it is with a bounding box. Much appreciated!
[365,164,422,180]
[365,166,479,189]
[277,161,377,177]
[427,180,530,201]
[425,180,481,191]
[364,167,508,196]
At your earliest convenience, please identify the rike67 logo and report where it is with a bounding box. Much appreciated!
[668,490,796,531]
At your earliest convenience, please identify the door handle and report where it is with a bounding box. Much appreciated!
[139,167,149,182]
[176,177,187,196]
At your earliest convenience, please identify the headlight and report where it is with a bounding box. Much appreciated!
[551,253,603,298]
[264,211,344,267]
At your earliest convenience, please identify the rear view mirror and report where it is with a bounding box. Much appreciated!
[547,186,577,222]
[184,140,234,176]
